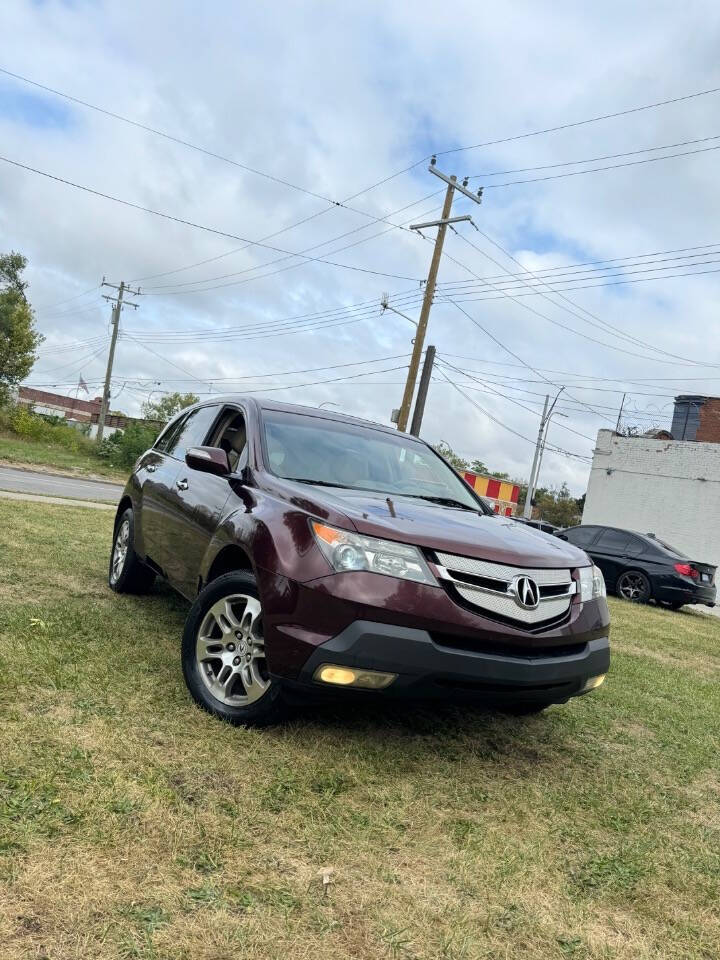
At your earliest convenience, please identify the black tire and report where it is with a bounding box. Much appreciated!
[108,507,156,594]
[615,569,651,603]
[181,571,286,726]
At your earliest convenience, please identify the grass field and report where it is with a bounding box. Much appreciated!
[0,500,718,960]
[0,430,125,481]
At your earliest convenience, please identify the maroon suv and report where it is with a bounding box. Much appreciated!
[109,397,610,725]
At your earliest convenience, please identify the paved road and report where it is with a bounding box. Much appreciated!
[0,466,123,502]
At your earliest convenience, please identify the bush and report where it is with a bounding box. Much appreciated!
[97,422,159,469]
[0,403,92,453]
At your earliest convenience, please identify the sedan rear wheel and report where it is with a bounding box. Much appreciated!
[182,571,285,726]
[616,569,651,603]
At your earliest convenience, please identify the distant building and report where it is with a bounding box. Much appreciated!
[462,470,520,516]
[17,387,158,440]
[671,395,720,442]
[582,428,720,569]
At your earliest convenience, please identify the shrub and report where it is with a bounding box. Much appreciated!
[0,403,91,453]
[97,422,159,469]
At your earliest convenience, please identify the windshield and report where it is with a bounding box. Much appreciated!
[262,410,487,511]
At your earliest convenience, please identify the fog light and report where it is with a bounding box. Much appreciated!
[581,673,607,693]
[314,664,397,689]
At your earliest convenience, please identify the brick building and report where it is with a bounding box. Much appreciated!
[16,387,157,439]
[671,395,720,443]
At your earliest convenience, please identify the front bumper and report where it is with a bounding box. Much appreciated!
[293,620,610,704]
[258,567,611,704]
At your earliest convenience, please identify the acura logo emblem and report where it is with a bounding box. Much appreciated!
[512,575,540,610]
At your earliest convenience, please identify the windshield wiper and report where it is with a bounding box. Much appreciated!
[399,494,480,512]
[283,477,359,489]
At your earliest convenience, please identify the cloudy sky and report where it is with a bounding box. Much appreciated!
[2,0,720,492]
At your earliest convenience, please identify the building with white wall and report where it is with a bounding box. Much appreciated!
[583,429,720,568]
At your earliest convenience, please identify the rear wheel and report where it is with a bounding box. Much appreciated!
[181,571,285,726]
[108,508,156,593]
[616,569,651,603]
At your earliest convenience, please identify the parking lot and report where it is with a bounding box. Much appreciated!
[1,498,718,960]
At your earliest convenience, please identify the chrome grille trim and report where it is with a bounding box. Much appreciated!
[433,552,575,625]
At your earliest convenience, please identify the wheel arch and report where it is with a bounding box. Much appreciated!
[114,495,133,530]
[201,544,254,593]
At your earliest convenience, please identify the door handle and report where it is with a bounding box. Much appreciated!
[176,478,189,491]
[146,463,156,473]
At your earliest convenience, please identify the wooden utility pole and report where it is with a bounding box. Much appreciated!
[409,344,436,437]
[395,160,483,432]
[97,279,140,444]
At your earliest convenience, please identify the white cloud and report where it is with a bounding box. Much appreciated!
[2,0,720,493]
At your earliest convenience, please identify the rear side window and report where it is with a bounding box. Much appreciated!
[565,526,598,547]
[155,413,188,453]
[164,405,220,460]
[594,529,632,552]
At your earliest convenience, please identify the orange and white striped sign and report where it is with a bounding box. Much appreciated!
[462,471,520,516]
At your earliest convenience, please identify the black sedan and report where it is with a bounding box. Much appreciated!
[556,525,716,610]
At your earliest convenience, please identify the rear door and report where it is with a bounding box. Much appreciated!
[162,404,247,598]
[141,405,222,585]
[589,528,635,589]
[137,412,192,567]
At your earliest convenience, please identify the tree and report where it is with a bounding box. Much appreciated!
[433,441,468,471]
[0,252,42,405]
[141,391,199,423]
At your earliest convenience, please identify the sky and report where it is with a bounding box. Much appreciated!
[2,0,720,494]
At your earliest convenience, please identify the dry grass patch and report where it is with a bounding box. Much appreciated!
[1,500,719,959]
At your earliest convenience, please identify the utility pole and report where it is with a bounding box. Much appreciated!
[523,388,565,519]
[615,392,626,433]
[97,279,140,444]
[409,345,436,437]
[395,158,483,432]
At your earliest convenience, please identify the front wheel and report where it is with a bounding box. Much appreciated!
[616,569,651,603]
[181,571,285,726]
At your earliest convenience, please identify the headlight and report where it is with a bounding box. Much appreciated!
[310,521,436,585]
[579,564,606,602]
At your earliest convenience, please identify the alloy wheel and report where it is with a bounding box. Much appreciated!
[110,519,130,585]
[618,572,647,601]
[195,594,269,706]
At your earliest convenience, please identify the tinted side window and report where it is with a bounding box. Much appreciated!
[624,535,646,556]
[594,529,631,552]
[155,413,189,453]
[165,405,220,460]
[565,527,599,547]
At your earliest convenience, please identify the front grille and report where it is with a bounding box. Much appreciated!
[433,551,575,628]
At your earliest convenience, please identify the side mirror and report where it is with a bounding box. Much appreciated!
[185,446,231,477]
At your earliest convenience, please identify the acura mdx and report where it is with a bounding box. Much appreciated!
[109,398,610,725]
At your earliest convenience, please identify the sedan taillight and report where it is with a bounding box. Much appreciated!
[674,562,699,579]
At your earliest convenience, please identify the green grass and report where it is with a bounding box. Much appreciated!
[0,429,125,481]
[0,499,719,959]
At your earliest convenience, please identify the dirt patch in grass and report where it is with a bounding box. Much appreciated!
[1,500,719,959]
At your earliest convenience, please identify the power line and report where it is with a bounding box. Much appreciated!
[0,154,423,284]
[478,142,720,190]
[436,84,720,158]
[467,133,720,179]
[444,229,720,369]
[434,366,591,462]
[452,228,720,367]
[436,356,596,442]
[140,194,441,294]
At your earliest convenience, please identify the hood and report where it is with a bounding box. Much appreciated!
[287,484,590,569]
